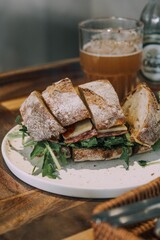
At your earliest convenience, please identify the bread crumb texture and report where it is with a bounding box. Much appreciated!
[20,91,65,141]
[42,78,90,126]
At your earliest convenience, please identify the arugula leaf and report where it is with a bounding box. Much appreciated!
[80,137,98,148]
[42,151,58,179]
[49,142,68,165]
[67,142,79,148]
[138,160,160,167]
[120,147,131,170]
[138,160,147,167]
[101,136,124,148]
[59,148,68,165]
[23,139,35,147]
[44,141,61,170]
[67,137,98,149]
[30,142,46,160]
[152,139,160,151]
[15,115,29,144]
[123,133,134,147]
[49,142,61,152]
[29,140,70,178]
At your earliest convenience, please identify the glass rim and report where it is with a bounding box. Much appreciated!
[79,16,144,32]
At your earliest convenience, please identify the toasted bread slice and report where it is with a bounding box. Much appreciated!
[72,147,123,162]
[78,80,125,130]
[20,91,65,141]
[42,78,91,127]
[72,144,152,162]
[122,83,160,146]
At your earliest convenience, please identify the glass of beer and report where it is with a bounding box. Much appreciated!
[79,17,143,101]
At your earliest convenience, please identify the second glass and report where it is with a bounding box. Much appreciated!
[79,17,143,101]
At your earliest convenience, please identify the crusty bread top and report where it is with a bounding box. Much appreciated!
[78,80,126,130]
[42,78,90,127]
[20,91,65,141]
[122,83,160,146]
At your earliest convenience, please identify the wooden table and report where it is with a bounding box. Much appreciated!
[0,58,107,240]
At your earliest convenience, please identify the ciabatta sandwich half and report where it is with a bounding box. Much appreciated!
[42,78,97,143]
[122,83,160,147]
[78,80,127,136]
[20,91,65,141]
[72,80,129,162]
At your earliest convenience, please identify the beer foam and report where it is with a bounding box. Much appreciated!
[83,30,142,56]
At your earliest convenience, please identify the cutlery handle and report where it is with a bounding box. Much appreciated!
[110,207,160,227]
[93,196,160,224]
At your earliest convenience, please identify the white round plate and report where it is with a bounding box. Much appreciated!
[1,125,160,199]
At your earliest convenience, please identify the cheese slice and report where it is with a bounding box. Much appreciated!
[63,119,93,139]
[98,125,127,133]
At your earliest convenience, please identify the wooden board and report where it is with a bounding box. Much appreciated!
[0,59,98,236]
[0,58,84,102]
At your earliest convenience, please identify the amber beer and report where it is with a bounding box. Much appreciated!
[80,41,142,101]
[79,17,143,101]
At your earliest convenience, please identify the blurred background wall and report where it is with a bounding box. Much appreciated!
[0,0,148,72]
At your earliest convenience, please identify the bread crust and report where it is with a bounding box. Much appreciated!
[122,83,160,146]
[42,78,90,127]
[72,144,152,162]
[78,80,125,130]
[72,147,122,162]
[20,91,65,141]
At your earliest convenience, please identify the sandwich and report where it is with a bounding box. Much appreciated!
[72,80,129,162]
[122,83,160,148]
[18,79,160,178]
[42,78,97,143]
[19,79,130,165]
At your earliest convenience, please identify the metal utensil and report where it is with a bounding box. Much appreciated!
[92,196,160,227]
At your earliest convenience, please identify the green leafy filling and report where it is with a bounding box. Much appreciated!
[68,134,133,149]
[68,134,134,169]
[15,115,160,178]
[15,116,68,179]
[26,140,68,179]
[152,139,160,151]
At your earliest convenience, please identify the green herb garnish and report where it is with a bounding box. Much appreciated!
[138,160,147,167]
[29,141,68,178]
[80,137,98,148]
[138,160,160,167]
[44,141,61,170]
[120,146,131,170]
[102,136,124,148]
[15,116,69,179]
[152,139,160,151]
[30,142,46,160]
[41,151,58,179]
[15,115,29,144]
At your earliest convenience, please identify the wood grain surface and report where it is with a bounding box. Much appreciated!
[0,58,85,102]
[0,99,88,235]
[0,59,101,239]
